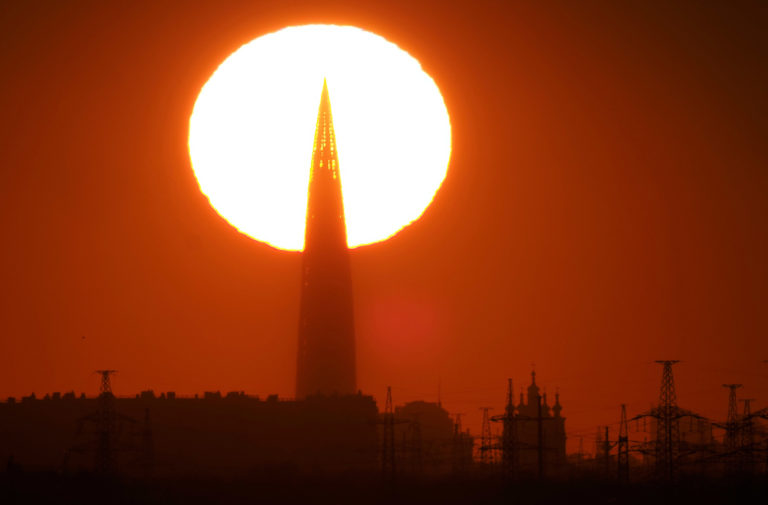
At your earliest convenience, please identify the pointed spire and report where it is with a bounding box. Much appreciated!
[317,79,332,138]
[320,77,330,110]
[542,391,551,417]
[296,80,356,398]
[526,369,540,406]
[310,78,340,183]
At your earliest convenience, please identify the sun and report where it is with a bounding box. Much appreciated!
[188,25,451,251]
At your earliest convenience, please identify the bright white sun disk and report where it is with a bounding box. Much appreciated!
[189,25,451,251]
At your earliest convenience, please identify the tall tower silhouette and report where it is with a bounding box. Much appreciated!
[296,80,356,398]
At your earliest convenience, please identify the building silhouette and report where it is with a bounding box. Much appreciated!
[0,86,379,476]
[296,80,356,398]
[393,400,464,475]
[0,391,378,476]
[505,371,567,476]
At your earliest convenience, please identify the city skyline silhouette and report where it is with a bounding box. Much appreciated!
[1,2,767,502]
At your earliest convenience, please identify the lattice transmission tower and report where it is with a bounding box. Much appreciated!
[479,407,496,466]
[63,370,149,477]
[740,399,755,474]
[655,360,681,481]
[719,383,742,474]
[500,378,518,480]
[600,426,613,478]
[618,404,630,483]
[722,384,742,453]
[381,386,396,482]
[95,369,118,474]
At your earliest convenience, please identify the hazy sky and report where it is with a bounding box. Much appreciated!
[1,1,767,451]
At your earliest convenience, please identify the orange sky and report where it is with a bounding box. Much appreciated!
[1,1,767,453]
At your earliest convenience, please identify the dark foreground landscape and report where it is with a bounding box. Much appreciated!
[2,470,767,505]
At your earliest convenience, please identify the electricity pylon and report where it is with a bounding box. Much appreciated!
[500,378,518,481]
[63,369,140,476]
[479,407,496,466]
[492,382,557,479]
[722,383,742,471]
[655,360,681,480]
[381,386,396,482]
[602,426,613,478]
[739,399,755,474]
[632,361,702,481]
[95,370,118,474]
[378,386,410,482]
[595,425,618,479]
[618,404,630,483]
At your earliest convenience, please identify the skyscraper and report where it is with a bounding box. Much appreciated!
[296,80,356,398]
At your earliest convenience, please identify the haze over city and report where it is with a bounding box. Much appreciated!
[1,1,767,503]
